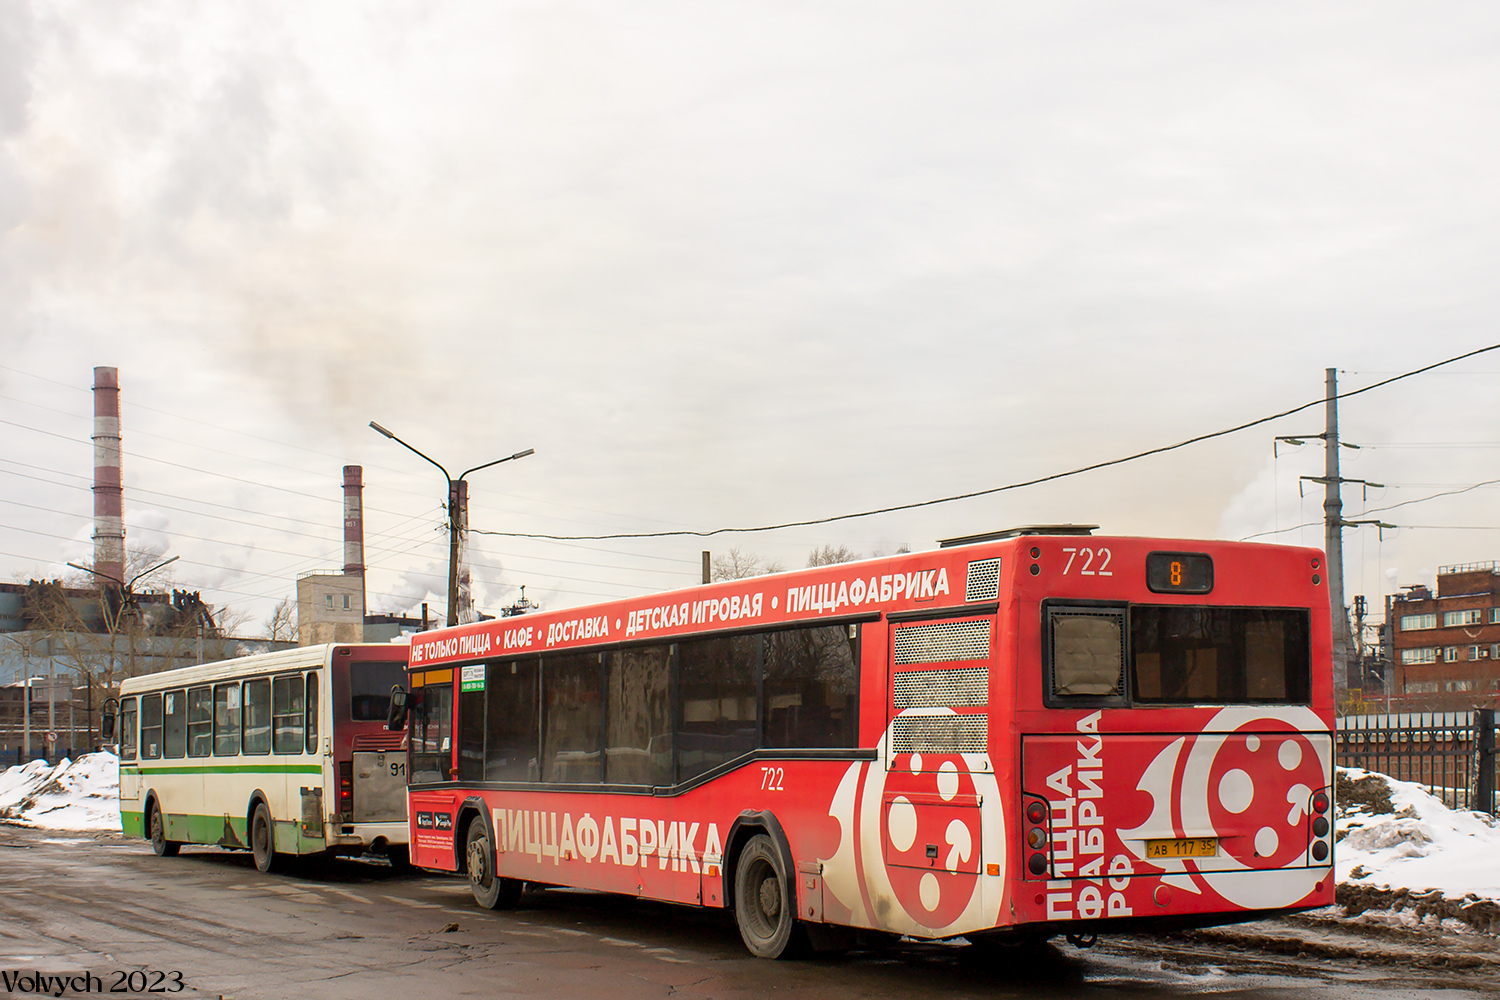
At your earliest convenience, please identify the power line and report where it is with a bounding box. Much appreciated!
[476,342,1500,541]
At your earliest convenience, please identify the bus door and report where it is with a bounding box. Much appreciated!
[881,615,993,879]
[407,667,458,868]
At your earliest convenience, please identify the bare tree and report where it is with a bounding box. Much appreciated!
[64,543,177,590]
[870,543,912,558]
[807,544,861,567]
[213,605,252,638]
[711,547,784,582]
[264,597,297,643]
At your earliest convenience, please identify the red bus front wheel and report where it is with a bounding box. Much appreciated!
[733,834,802,959]
[465,821,522,910]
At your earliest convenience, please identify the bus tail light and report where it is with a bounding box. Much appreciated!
[1309,786,1332,864]
[1022,792,1050,878]
[339,760,354,817]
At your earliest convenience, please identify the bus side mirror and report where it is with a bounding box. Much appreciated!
[387,686,408,731]
[100,697,118,742]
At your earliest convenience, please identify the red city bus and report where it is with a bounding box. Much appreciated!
[397,528,1334,957]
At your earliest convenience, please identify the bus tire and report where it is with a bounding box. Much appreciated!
[465,821,521,910]
[148,799,179,857]
[251,802,283,874]
[386,845,411,873]
[733,834,800,959]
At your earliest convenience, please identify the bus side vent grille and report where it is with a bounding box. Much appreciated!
[352,732,407,752]
[891,714,988,754]
[893,667,989,708]
[965,559,1001,602]
[893,620,992,664]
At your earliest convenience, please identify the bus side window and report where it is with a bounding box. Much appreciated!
[484,659,538,782]
[273,675,305,755]
[140,694,163,759]
[676,635,758,782]
[541,653,603,784]
[119,696,138,761]
[605,645,671,786]
[163,689,187,758]
[763,625,859,749]
[214,684,241,756]
[187,686,213,757]
[305,672,319,754]
[243,679,271,755]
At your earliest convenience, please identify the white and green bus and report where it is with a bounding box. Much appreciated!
[112,644,410,871]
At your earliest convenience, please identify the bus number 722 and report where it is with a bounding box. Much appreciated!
[1061,547,1113,577]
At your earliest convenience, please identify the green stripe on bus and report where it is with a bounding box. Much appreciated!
[120,773,325,779]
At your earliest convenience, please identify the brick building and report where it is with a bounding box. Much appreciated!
[1390,562,1500,708]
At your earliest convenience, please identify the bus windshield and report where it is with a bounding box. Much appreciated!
[1131,606,1310,704]
[350,661,407,721]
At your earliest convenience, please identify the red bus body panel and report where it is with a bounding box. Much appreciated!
[406,535,1335,938]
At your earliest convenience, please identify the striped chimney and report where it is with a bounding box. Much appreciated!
[342,465,365,577]
[92,366,125,589]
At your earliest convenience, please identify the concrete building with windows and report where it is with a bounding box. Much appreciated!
[295,571,366,645]
[1389,562,1500,707]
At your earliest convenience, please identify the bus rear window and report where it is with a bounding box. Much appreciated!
[1131,606,1310,705]
[350,661,407,721]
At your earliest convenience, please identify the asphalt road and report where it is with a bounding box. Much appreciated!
[0,825,1491,1000]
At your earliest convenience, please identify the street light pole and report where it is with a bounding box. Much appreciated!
[369,421,534,627]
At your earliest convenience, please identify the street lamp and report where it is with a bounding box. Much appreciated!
[369,421,534,627]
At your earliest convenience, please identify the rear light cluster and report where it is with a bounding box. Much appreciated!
[1024,796,1049,876]
[1309,788,1332,862]
[339,760,354,819]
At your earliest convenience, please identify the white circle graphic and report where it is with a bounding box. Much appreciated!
[919,872,940,910]
[1217,768,1254,813]
[887,796,917,852]
[1255,826,1279,857]
[1246,735,1261,752]
[1277,739,1302,770]
[908,753,924,773]
[936,761,960,801]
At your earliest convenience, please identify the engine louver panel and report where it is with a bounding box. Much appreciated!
[893,667,989,708]
[893,620,991,664]
[890,714,988,754]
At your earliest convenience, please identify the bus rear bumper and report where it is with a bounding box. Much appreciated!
[325,821,409,853]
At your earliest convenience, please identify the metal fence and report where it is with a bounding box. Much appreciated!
[1336,709,1498,815]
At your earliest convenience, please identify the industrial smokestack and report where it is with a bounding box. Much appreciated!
[343,465,365,577]
[92,367,125,589]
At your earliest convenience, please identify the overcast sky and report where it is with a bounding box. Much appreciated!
[2,1,1498,642]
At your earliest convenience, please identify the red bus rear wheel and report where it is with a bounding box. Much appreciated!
[734,834,800,959]
[465,821,522,910]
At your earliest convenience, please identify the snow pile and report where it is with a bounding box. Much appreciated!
[1335,766,1500,934]
[0,752,121,831]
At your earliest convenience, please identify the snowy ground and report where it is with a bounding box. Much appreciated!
[0,751,121,831]
[1336,766,1500,901]
[1333,766,1500,935]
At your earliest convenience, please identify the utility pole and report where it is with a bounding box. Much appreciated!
[370,422,533,628]
[1275,369,1386,703]
[1322,368,1352,695]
